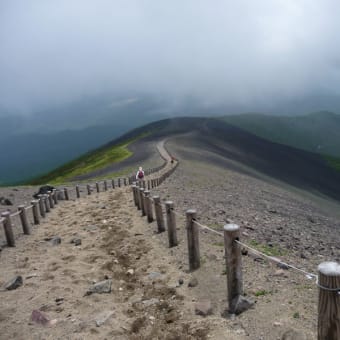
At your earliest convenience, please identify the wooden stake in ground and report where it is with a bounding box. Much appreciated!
[153,196,165,233]
[186,209,200,271]
[18,205,31,235]
[318,261,340,340]
[1,212,15,246]
[223,224,253,315]
[165,201,177,247]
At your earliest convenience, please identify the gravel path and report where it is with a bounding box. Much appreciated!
[1,136,339,339]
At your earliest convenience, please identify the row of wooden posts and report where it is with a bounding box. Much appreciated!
[131,182,340,340]
[0,161,170,248]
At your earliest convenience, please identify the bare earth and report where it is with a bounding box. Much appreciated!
[0,138,340,339]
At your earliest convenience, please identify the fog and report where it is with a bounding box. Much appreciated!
[1,0,340,115]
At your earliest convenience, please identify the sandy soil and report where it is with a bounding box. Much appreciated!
[1,137,339,339]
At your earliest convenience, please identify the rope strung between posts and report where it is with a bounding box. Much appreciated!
[160,203,321,285]
[10,211,20,218]
[193,219,224,237]
[25,205,33,211]
[235,239,317,281]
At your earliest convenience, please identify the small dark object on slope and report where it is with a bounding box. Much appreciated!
[33,185,55,199]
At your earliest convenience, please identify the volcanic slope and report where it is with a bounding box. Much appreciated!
[105,116,340,203]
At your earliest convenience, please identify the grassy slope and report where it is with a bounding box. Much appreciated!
[27,139,135,185]
[220,111,340,158]
[24,117,208,185]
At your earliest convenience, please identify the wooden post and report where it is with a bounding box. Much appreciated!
[132,185,138,207]
[144,191,153,223]
[52,189,58,204]
[118,178,121,187]
[124,178,127,186]
[165,201,177,247]
[44,194,50,212]
[31,200,40,225]
[186,209,200,271]
[147,180,150,190]
[153,196,165,233]
[136,187,142,210]
[112,179,115,189]
[76,185,80,198]
[140,188,146,216]
[18,205,31,235]
[104,180,108,191]
[96,182,100,193]
[318,261,340,340]
[47,191,54,208]
[1,212,15,246]
[64,188,69,200]
[224,224,243,314]
[38,195,45,218]
[87,184,91,195]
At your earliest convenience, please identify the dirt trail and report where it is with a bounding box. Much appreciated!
[1,138,334,339]
[0,142,245,340]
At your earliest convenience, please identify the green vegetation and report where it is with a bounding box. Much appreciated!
[249,239,286,257]
[27,134,147,185]
[293,312,300,319]
[220,111,340,159]
[254,289,271,297]
[325,155,340,172]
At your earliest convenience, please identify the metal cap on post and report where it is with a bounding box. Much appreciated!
[186,209,200,271]
[223,224,253,315]
[165,201,177,247]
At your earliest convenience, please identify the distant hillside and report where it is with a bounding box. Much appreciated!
[27,116,340,202]
[220,111,340,157]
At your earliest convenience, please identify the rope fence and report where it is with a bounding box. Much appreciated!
[131,175,340,340]
[1,141,339,339]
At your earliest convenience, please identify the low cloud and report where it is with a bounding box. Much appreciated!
[1,0,340,114]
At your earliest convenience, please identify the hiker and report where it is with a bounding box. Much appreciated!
[136,166,144,181]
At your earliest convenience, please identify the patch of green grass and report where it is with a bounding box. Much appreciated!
[27,134,147,185]
[249,240,286,257]
[324,155,340,172]
[254,289,271,297]
[293,312,300,319]
[212,241,224,247]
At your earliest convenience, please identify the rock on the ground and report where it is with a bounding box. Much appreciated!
[4,275,23,290]
[95,310,115,327]
[188,277,198,287]
[195,300,213,316]
[281,329,307,340]
[85,279,112,295]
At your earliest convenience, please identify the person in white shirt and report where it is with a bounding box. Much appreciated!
[136,166,144,181]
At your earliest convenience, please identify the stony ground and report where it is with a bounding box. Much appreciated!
[1,137,340,339]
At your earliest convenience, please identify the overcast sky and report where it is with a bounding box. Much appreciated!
[1,0,340,114]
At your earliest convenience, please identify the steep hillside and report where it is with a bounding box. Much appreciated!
[27,117,340,203]
[220,111,340,157]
